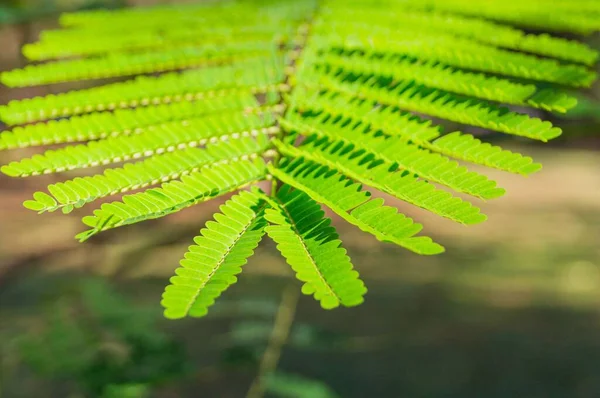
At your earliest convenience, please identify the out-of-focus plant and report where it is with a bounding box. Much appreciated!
[14,279,189,398]
[0,0,123,24]
[3,278,342,397]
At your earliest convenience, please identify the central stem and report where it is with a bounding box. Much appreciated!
[269,6,319,196]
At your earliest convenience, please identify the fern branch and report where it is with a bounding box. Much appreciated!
[264,185,367,309]
[59,1,316,29]
[317,8,599,65]
[299,72,562,141]
[281,113,505,200]
[23,135,270,214]
[246,284,299,398]
[427,132,542,176]
[372,0,600,34]
[1,111,278,177]
[290,90,542,175]
[1,43,277,87]
[268,157,444,255]
[24,26,291,60]
[273,138,486,225]
[0,57,286,125]
[315,53,577,113]
[0,92,280,150]
[77,157,267,241]
[313,32,596,87]
[162,189,268,319]
[288,88,443,142]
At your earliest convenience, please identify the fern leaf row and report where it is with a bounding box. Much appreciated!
[37,3,313,57]
[302,72,562,141]
[1,110,277,177]
[1,43,279,87]
[77,157,267,241]
[378,0,600,34]
[58,1,317,29]
[162,189,268,319]
[0,91,271,150]
[319,7,599,65]
[289,88,443,142]
[289,90,542,176]
[0,57,285,125]
[314,32,596,88]
[315,53,577,113]
[282,112,505,200]
[23,135,270,214]
[24,26,292,61]
[428,133,542,176]
[40,21,289,42]
[273,137,486,225]
[268,157,444,255]
[264,185,367,309]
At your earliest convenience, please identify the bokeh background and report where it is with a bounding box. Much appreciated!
[1,1,600,397]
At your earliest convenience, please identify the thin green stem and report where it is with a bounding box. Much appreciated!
[245,284,300,398]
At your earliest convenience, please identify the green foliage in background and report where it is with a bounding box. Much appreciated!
[0,0,123,24]
[2,278,340,398]
[0,0,598,318]
[13,279,189,398]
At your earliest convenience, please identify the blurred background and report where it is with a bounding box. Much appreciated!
[1,1,600,397]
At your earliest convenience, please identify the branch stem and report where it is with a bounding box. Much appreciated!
[245,284,300,398]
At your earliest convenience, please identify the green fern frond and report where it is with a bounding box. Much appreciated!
[300,72,562,141]
[162,189,268,319]
[289,88,443,142]
[281,112,505,200]
[384,0,600,35]
[58,1,316,29]
[318,6,599,65]
[1,110,277,177]
[0,57,285,125]
[315,53,577,113]
[0,0,597,318]
[313,33,596,87]
[77,157,267,241]
[273,138,486,225]
[24,135,270,214]
[268,157,444,255]
[24,26,291,61]
[428,133,542,176]
[22,2,315,60]
[289,90,542,175]
[264,184,367,309]
[2,43,277,87]
[0,92,272,150]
